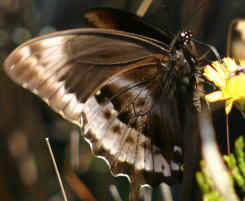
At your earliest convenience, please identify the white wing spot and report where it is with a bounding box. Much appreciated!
[40,36,65,48]
[173,145,182,155]
[155,154,171,177]
[10,65,15,70]
[162,158,171,176]
[22,83,28,88]
[32,89,38,95]
[21,46,31,57]
[96,90,101,96]
[170,161,179,171]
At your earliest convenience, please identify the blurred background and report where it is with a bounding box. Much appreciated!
[0,0,245,201]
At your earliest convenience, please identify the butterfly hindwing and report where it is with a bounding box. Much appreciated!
[81,54,184,188]
[83,7,174,44]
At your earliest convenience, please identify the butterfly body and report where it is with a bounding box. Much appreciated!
[4,8,205,200]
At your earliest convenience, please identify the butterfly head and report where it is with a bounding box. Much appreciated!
[169,29,196,67]
[178,30,193,45]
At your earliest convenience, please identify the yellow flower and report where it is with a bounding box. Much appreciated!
[204,57,245,117]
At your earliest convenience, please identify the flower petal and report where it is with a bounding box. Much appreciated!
[223,58,237,72]
[204,65,226,88]
[225,100,233,114]
[240,60,245,66]
[225,96,241,114]
[205,91,223,102]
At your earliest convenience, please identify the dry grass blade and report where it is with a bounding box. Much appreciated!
[160,183,173,201]
[65,170,97,201]
[46,138,68,201]
[136,0,153,17]
[109,185,123,201]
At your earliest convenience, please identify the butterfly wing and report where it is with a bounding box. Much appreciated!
[4,28,185,196]
[83,7,174,44]
[82,54,184,187]
[4,28,168,124]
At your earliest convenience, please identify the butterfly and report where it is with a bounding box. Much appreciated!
[4,7,206,201]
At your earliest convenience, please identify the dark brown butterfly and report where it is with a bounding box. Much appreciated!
[4,7,205,201]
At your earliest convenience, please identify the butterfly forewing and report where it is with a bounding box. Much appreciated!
[4,29,167,124]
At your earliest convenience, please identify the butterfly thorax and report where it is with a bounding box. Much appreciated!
[164,29,203,112]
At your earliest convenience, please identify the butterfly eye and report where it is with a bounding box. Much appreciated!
[179,30,193,44]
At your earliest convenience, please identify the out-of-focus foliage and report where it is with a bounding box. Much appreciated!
[197,136,245,201]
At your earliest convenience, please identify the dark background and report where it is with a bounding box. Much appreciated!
[0,0,245,201]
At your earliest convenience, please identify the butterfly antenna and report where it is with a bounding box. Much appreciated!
[191,38,222,62]
[161,3,178,27]
[183,0,210,28]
